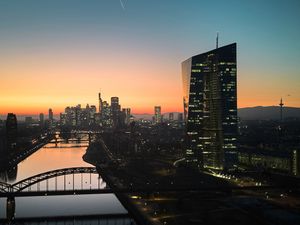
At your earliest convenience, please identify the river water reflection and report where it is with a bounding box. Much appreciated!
[0,137,128,220]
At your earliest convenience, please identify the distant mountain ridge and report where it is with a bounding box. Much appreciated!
[133,106,300,121]
[238,106,300,120]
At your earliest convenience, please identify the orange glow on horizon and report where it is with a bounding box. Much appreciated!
[1,44,300,116]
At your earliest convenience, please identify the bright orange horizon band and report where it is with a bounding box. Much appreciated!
[1,45,299,115]
[1,100,298,116]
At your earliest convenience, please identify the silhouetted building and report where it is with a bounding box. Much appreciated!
[178,113,183,122]
[90,105,97,124]
[60,113,67,126]
[39,113,44,128]
[182,43,238,170]
[111,97,120,128]
[6,113,18,151]
[123,108,131,125]
[94,113,101,126]
[154,106,161,124]
[98,92,103,116]
[0,135,8,166]
[48,108,54,128]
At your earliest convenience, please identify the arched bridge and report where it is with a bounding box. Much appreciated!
[0,167,106,196]
[13,167,99,192]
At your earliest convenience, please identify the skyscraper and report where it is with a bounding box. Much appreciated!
[49,108,53,121]
[0,135,8,165]
[123,108,131,125]
[98,92,103,115]
[6,113,18,150]
[39,113,44,128]
[154,106,161,124]
[49,108,53,128]
[102,101,112,128]
[182,43,238,170]
[111,97,120,128]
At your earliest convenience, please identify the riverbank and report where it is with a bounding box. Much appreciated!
[0,134,54,171]
[83,139,236,225]
[84,137,300,225]
[84,140,158,225]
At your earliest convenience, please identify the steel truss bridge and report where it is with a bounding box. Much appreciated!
[0,167,105,197]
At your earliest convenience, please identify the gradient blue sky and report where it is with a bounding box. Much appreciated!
[0,0,299,114]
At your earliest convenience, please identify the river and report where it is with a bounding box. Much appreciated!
[0,134,133,224]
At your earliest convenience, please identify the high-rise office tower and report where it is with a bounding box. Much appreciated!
[182,43,238,170]
[102,101,112,128]
[60,113,67,126]
[48,108,54,128]
[90,105,97,124]
[111,97,120,128]
[49,108,53,121]
[6,113,18,150]
[154,106,161,124]
[122,108,131,125]
[39,113,44,128]
[0,135,8,164]
[98,92,103,115]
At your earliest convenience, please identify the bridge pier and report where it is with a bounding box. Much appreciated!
[6,196,15,222]
[55,137,58,147]
[88,133,91,144]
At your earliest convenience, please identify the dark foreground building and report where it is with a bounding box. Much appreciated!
[182,43,238,170]
[6,113,18,151]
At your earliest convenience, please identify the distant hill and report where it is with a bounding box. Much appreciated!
[132,113,153,120]
[238,106,300,120]
[133,107,300,121]
[132,112,182,121]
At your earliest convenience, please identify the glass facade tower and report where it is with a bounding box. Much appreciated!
[182,43,238,170]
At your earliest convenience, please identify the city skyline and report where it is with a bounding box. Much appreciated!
[1,0,300,115]
[1,2,300,224]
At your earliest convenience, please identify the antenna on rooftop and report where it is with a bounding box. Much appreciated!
[216,32,219,49]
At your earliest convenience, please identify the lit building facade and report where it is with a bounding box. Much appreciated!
[111,97,120,128]
[123,108,131,125]
[182,43,238,170]
[102,101,113,128]
[154,106,161,124]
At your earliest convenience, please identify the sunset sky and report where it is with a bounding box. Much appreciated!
[0,0,299,115]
